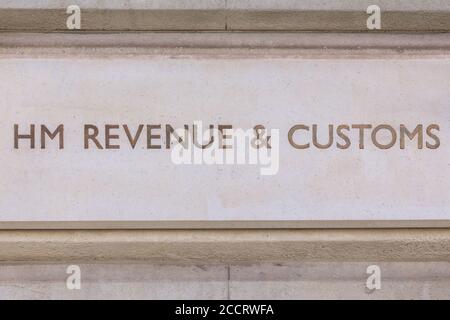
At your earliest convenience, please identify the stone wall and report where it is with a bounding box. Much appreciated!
[0,0,449,299]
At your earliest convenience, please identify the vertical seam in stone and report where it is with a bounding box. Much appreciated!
[224,0,228,31]
[227,264,231,300]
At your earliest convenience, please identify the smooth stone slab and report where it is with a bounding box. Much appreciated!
[0,53,449,225]
[230,262,450,300]
[1,262,450,299]
[0,264,228,299]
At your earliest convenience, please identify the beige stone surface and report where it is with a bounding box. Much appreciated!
[230,262,450,299]
[1,262,450,299]
[1,229,450,263]
[0,0,449,31]
[0,263,228,299]
[1,32,449,225]
[0,5,449,299]
[2,32,450,52]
